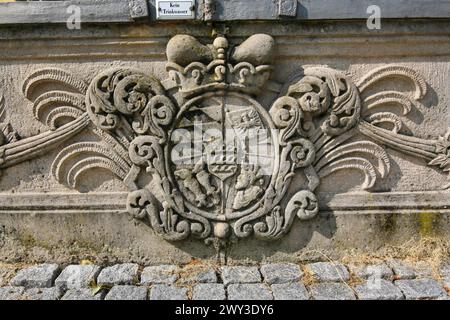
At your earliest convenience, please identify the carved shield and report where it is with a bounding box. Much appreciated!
[168,92,278,221]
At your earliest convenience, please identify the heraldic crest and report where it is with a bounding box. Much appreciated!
[0,33,448,245]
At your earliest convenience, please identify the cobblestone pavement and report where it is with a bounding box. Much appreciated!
[0,260,449,300]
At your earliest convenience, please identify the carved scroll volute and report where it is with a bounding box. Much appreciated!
[85,68,175,142]
[270,96,307,144]
[280,67,362,137]
[128,135,165,176]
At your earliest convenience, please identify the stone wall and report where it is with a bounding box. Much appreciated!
[0,19,449,264]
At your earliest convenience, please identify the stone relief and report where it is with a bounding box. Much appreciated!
[0,33,448,246]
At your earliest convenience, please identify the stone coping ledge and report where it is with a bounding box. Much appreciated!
[0,191,448,214]
[0,0,449,25]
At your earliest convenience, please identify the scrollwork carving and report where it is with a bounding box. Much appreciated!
[86,68,166,131]
[285,67,362,136]
[0,33,445,245]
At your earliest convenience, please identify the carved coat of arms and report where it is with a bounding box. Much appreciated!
[0,33,448,246]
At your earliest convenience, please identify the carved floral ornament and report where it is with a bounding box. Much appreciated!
[0,33,449,245]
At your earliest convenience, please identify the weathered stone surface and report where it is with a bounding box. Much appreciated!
[0,19,448,264]
[387,260,416,279]
[0,270,6,287]
[166,34,215,67]
[23,287,62,300]
[105,285,147,300]
[0,284,63,300]
[227,284,273,300]
[260,263,303,284]
[306,262,350,282]
[355,279,404,300]
[272,283,309,300]
[440,265,450,277]
[0,286,25,300]
[395,279,446,300]
[192,283,226,300]
[149,285,188,300]
[0,267,15,287]
[61,288,104,300]
[1,261,450,300]
[443,277,450,289]
[231,33,275,65]
[97,264,138,286]
[178,268,217,285]
[221,266,261,285]
[141,265,178,285]
[350,263,393,279]
[310,283,356,300]
[412,263,433,278]
[55,264,100,290]
[10,264,59,288]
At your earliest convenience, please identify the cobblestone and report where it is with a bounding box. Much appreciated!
[387,260,416,279]
[23,287,62,300]
[412,263,433,278]
[395,278,447,300]
[310,283,356,300]
[105,285,147,300]
[97,263,139,286]
[306,262,350,282]
[55,264,100,290]
[0,286,25,300]
[61,288,104,300]
[141,265,178,285]
[272,282,309,300]
[10,264,59,288]
[1,260,448,300]
[260,263,303,284]
[440,264,450,277]
[149,285,188,300]
[177,268,217,284]
[228,283,273,300]
[0,286,62,300]
[192,283,226,300]
[350,263,393,279]
[443,277,450,289]
[221,266,261,285]
[355,279,403,300]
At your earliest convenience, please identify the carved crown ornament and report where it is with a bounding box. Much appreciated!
[0,33,449,247]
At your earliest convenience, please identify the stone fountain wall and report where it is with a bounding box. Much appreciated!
[0,19,449,265]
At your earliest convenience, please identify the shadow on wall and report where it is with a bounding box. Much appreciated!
[170,213,338,262]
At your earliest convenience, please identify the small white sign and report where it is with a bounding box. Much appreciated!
[156,0,195,20]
